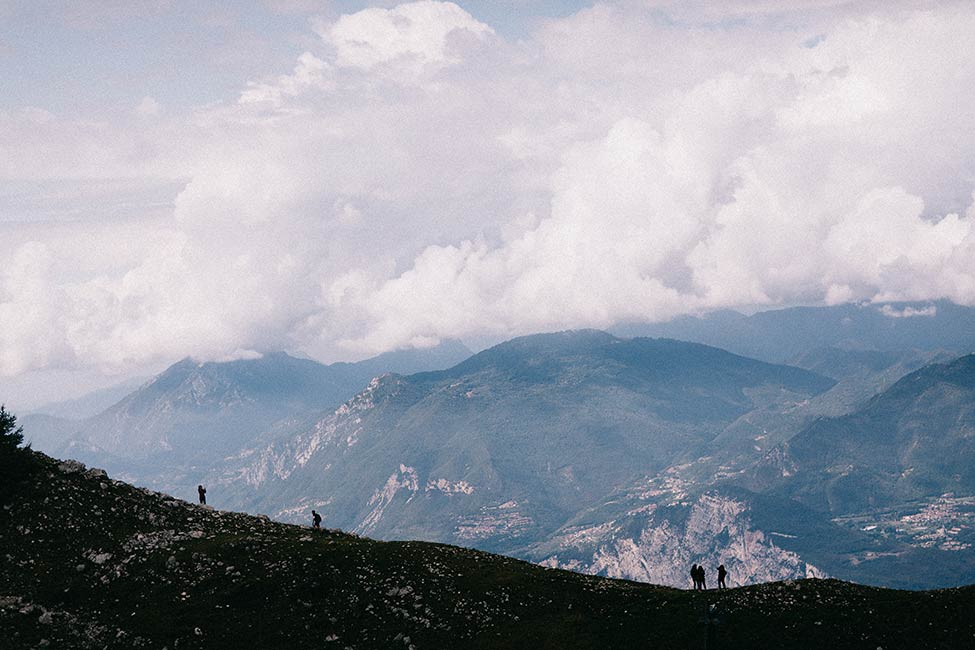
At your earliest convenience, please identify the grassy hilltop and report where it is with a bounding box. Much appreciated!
[1,450,972,649]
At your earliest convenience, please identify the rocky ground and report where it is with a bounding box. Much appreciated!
[1,450,973,649]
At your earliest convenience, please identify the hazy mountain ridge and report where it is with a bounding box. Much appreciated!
[786,346,956,416]
[74,353,340,461]
[26,376,149,420]
[2,449,972,649]
[22,342,472,496]
[612,301,975,363]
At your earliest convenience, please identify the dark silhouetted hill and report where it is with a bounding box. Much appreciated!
[1,449,972,649]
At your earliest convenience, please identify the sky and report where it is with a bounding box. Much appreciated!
[3,0,975,408]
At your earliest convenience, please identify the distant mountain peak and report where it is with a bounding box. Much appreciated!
[32,342,475,466]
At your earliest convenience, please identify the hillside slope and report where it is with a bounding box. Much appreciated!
[1,450,973,650]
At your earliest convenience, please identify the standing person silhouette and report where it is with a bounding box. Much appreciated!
[698,565,707,590]
[198,485,207,505]
[690,564,699,589]
[312,510,322,530]
[718,564,728,589]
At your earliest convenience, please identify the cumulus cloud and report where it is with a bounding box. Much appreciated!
[3,0,975,377]
[239,52,333,107]
[319,1,494,72]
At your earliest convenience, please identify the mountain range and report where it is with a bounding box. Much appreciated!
[16,302,975,591]
[222,331,833,547]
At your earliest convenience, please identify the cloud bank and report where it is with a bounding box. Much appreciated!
[3,1,975,376]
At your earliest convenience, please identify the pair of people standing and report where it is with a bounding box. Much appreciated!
[691,563,707,589]
[690,563,728,589]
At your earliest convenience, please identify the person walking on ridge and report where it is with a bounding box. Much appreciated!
[717,564,728,589]
[698,564,707,590]
[312,509,322,530]
[690,564,699,590]
[198,484,207,505]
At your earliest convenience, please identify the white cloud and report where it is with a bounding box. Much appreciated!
[320,1,493,72]
[135,96,161,117]
[239,52,333,107]
[4,1,975,376]
[880,304,937,319]
[337,2,975,353]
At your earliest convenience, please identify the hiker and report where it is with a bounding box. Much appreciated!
[718,564,728,589]
[690,563,699,589]
[312,509,322,530]
[698,565,707,590]
[198,484,207,505]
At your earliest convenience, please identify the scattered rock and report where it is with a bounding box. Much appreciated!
[57,460,86,474]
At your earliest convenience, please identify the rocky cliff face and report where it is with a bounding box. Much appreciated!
[534,492,825,587]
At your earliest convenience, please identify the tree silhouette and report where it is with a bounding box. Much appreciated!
[0,405,29,495]
[0,404,24,453]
